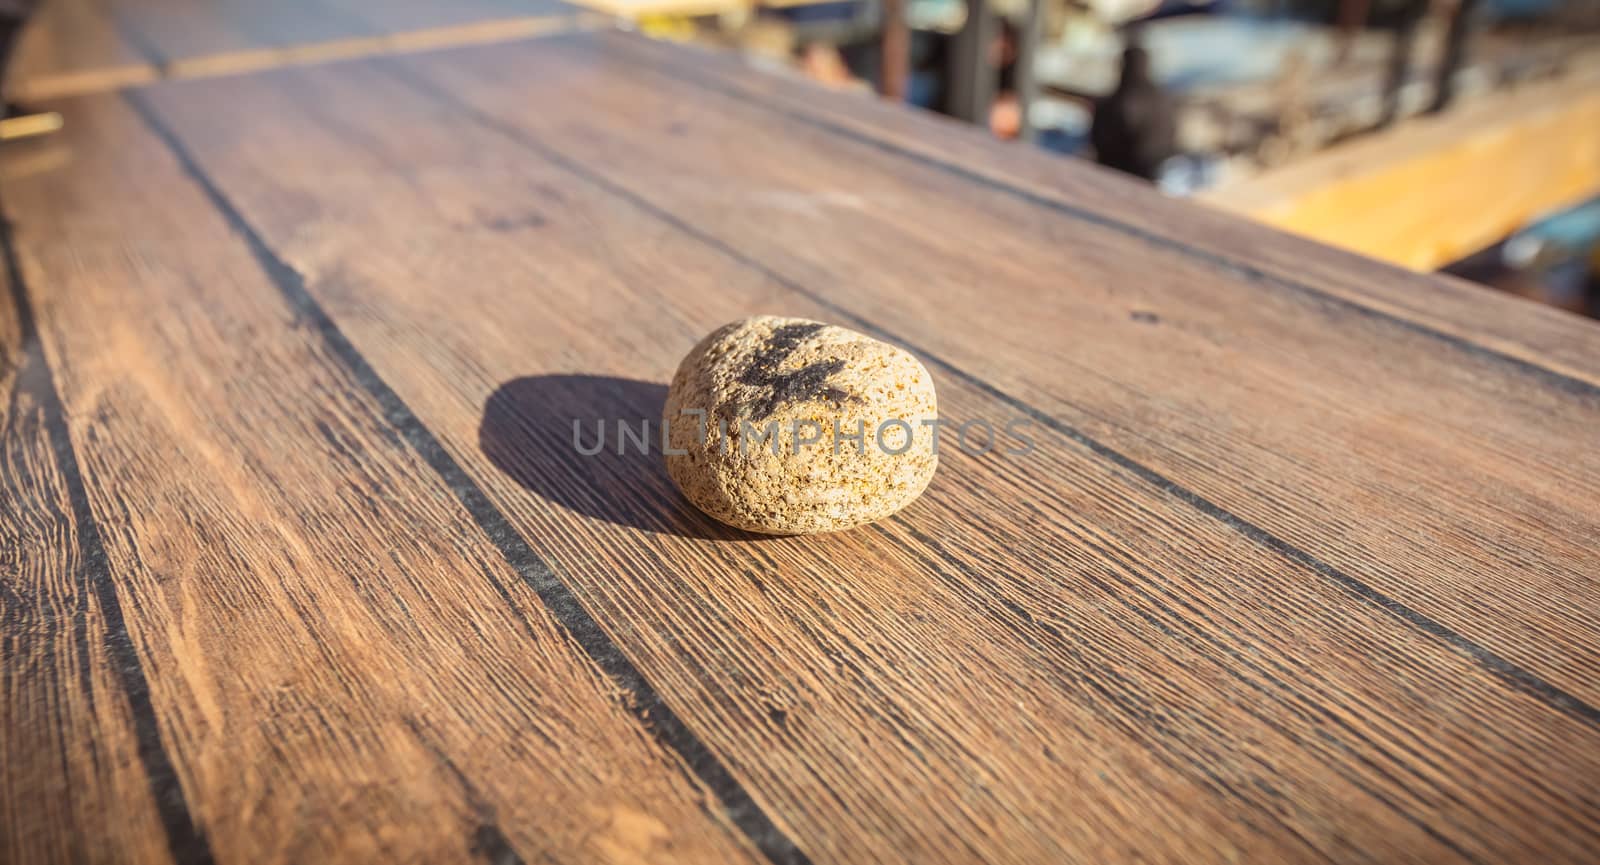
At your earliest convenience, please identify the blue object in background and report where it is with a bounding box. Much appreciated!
[1487,0,1563,19]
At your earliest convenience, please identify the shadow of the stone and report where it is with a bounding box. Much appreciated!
[478,374,771,541]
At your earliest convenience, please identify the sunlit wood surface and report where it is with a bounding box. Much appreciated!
[3,25,1599,865]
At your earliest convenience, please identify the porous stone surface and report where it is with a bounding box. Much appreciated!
[664,315,938,534]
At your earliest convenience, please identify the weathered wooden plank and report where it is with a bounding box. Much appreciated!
[0,223,178,865]
[0,94,773,865]
[383,32,1600,708]
[120,40,1600,864]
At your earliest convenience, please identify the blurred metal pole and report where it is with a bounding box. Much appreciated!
[948,0,996,124]
[1377,1,1424,129]
[1429,0,1481,114]
[1335,0,1371,64]
[1016,0,1043,142]
[880,0,909,101]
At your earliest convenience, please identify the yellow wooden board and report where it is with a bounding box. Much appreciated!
[1201,58,1600,271]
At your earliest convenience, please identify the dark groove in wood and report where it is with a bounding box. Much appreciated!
[403,718,530,865]
[863,527,1352,865]
[0,209,216,865]
[632,39,1600,402]
[873,520,1494,862]
[121,88,813,865]
[934,460,1585,835]
[371,59,1600,731]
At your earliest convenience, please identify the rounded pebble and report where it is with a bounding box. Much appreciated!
[664,315,939,534]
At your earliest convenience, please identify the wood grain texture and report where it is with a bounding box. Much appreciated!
[390,32,1600,706]
[3,26,1599,865]
[1,93,776,865]
[0,219,175,865]
[62,30,1599,864]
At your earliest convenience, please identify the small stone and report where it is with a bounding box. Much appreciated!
[664,316,939,535]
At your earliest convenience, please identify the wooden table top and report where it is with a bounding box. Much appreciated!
[11,0,587,100]
[4,26,1599,865]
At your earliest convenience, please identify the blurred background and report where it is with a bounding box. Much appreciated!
[640,0,1600,317]
[4,0,1598,315]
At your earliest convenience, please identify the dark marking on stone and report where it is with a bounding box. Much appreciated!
[667,121,689,136]
[1131,310,1160,324]
[738,323,854,422]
